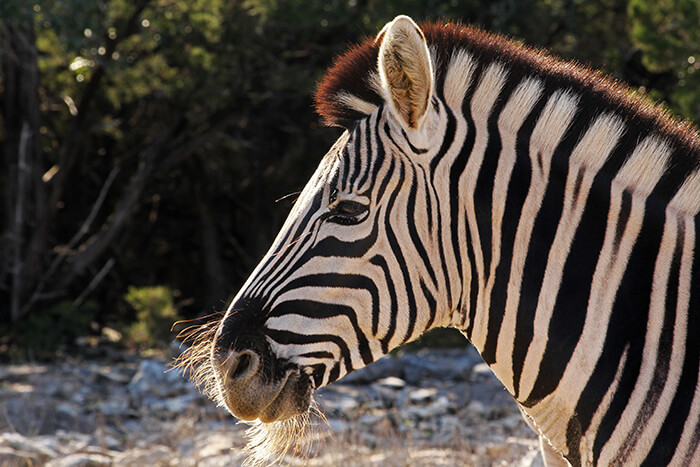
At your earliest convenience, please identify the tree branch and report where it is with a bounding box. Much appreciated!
[10,122,30,322]
[1,15,44,322]
[73,257,116,308]
[68,165,122,251]
[58,116,188,288]
[20,164,121,315]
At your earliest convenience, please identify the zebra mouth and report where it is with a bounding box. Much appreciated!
[257,369,313,423]
[214,349,313,423]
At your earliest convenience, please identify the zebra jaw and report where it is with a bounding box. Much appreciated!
[212,348,313,423]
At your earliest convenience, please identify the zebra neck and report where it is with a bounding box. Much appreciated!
[441,53,692,362]
[444,59,595,354]
[436,55,699,462]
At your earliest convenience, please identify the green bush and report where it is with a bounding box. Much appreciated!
[124,286,182,349]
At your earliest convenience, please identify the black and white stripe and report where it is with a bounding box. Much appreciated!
[212,15,699,466]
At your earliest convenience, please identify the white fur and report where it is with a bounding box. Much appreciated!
[335,91,379,117]
[443,49,476,109]
[610,167,700,463]
[577,346,630,464]
[494,90,579,400]
[517,112,625,400]
[462,62,509,352]
[487,76,545,391]
[521,136,671,457]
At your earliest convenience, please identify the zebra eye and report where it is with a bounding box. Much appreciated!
[327,200,368,225]
[336,200,365,215]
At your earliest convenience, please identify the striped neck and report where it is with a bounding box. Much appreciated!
[433,48,699,462]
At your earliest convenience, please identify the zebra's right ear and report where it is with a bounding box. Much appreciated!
[377,16,434,130]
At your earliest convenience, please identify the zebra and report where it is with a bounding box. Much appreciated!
[178,15,700,466]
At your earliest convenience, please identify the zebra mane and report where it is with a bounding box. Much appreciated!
[314,20,700,160]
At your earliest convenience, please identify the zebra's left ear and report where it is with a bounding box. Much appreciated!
[377,16,434,130]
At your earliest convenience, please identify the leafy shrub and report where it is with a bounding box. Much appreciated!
[124,286,182,349]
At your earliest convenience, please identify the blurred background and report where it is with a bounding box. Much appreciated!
[1,0,699,358]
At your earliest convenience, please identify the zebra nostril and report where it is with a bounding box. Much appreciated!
[223,350,260,382]
[231,352,252,379]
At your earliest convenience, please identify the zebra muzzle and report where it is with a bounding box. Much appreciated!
[213,348,312,423]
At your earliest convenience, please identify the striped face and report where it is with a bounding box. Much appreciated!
[209,16,449,424]
[211,103,457,419]
[230,102,454,380]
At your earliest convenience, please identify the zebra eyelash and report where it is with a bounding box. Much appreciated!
[328,200,369,223]
[323,189,370,225]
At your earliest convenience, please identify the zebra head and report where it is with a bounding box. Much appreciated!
[206,16,459,425]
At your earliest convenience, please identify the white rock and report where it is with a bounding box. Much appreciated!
[46,453,112,467]
[375,376,406,389]
[0,433,59,458]
[408,387,438,403]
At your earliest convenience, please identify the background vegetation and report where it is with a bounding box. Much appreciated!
[1,0,698,355]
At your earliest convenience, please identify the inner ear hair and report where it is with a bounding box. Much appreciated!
[378,16,434,130]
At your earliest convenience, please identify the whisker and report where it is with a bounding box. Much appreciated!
[275,191,302,203]
[271,232,312,258]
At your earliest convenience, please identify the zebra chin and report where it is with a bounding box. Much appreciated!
[211,346,313,423]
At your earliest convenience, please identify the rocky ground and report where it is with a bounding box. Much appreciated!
[0,344,542,466]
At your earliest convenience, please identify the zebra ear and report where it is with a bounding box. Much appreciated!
[377,16,434,130]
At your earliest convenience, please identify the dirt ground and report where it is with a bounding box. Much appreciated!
[0,347,542,466]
